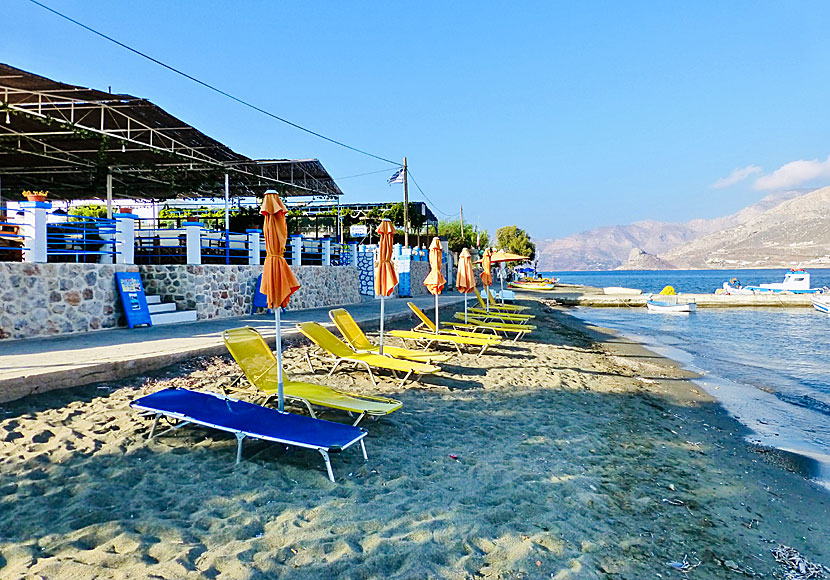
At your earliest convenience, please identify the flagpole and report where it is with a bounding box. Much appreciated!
[459,204,464,244]
[403,157,409,247]
[275,307,284,412]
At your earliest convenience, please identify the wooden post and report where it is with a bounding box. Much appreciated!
[403,157,409,247]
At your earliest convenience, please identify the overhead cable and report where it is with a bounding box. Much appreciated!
[27,0,399,165]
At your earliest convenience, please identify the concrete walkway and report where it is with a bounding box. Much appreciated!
[0,293,470,403]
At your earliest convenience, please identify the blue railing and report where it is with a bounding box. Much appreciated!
[46,215,117,263]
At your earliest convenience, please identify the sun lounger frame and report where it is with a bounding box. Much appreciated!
[131,388,368,483]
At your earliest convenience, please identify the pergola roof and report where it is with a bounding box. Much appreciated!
[0,64,343,200]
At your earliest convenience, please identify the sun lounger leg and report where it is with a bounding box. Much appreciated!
[305,350,314,372]
[235,432,245,465]
[477,344,488,358]
[327,359,343,377]
[361,362,378,387]
[318,449,336,483]
[352,412,367,426]
[397,370,414,388]
[148,414,161,439]
[360,439,368,461]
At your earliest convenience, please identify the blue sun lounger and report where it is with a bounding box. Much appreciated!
[131,388,368,482]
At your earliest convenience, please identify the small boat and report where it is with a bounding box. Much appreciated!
[813,296,830,314]
[741,269,824,294]
[509,279,556,291]
[646,295,697,313]
[717,277,755,295]
[603,287,642,295]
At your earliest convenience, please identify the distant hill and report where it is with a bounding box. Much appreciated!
[661,186,830,269]
[535,190,812,271]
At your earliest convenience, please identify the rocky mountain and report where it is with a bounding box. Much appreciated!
[535,190,813,270]
[661,186,830,269]
[617,248,676,270]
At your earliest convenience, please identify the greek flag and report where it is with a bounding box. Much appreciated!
[388,168,405,184]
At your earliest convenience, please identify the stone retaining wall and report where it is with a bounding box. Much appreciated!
[0,263,362,341]
[0,263,139,340]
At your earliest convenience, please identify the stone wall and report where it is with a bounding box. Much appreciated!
[409,260,433,296]
[140,264,361,319]
[0,263,139,340]
[0,263,362,341]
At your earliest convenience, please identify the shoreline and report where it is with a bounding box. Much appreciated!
[556,304,830,489]
[562,303,830,489]
[1,298,829,578]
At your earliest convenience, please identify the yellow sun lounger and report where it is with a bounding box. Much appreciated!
[297,322,441,388]
[481,288,531,311]
[328,308,451,363]
[407,302,499,340]
[223,327,402,425]
[447,313,536,341]
[468,306,535,322]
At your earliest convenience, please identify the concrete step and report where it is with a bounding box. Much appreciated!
[150,310,198,326]
[146,295,161,305]
[148,302,176,314]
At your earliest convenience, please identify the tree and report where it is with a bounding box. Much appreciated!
[495,225,535,260]
[437,220,489,254]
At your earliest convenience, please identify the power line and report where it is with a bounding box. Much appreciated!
[27,0,400,166]
[405,169,455,217]
[335,168,397,180]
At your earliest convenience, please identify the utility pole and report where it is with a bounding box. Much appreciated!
[403,157,409,247]
[459,204,464,245]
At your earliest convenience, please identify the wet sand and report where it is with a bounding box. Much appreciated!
[1,300,828,579]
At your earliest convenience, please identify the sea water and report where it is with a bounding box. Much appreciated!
[542,269,830,485]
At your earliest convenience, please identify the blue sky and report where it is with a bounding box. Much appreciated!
[4,1,830,241]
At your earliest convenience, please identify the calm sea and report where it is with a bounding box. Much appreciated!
[541,269,830,485]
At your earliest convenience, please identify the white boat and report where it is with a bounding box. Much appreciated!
[603,286,643,295]
[646,295,697,313]
[742,269,824,294]
[813,296,830,314]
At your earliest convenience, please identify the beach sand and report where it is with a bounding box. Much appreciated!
[1,300,828,579]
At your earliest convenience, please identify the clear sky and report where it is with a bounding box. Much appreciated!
[5,1,830,241]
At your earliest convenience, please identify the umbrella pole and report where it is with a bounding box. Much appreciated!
[435,293,439,335]
[379,295,385,355]
[464,292,468,323]
[275,307,284,412]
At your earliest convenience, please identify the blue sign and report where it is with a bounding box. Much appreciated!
[115,272,152,329]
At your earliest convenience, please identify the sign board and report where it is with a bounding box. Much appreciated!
[349,224,368,237]
[115,272,152,329]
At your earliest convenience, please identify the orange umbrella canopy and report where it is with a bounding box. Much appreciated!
[260,193,301,309]
[374,219,398,296]
[480,248,493,288]
[488,250,529,263]
[456,248,476,294]
[423,237,446,295]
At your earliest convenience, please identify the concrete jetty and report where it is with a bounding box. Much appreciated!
[513,284,817,308]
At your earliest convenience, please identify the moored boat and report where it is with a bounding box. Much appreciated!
[813,296,830,314]
[646,295,697,313]
[603,286,642,295]
[509,278,556,291]
[741,269,824,294]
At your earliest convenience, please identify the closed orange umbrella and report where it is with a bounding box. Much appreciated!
[260,191,301,411]
[456,248,476,323]
[480,248,493,311]
[374,219,398,354]
[423,237,446,333]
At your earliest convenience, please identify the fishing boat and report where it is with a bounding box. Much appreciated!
[813,296,830,314]
[645,295,697,313]
[741,269,824,294]
[603,287,642,295]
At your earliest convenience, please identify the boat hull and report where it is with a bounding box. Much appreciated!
[646,300,697,313]
[813,298,830,314]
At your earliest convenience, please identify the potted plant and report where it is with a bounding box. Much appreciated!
[23,190,49,202]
